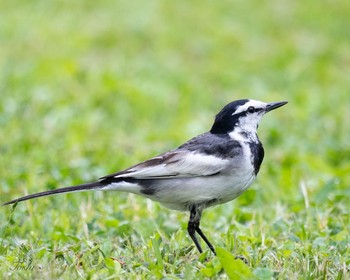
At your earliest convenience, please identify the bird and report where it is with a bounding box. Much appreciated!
[2,99,287,255]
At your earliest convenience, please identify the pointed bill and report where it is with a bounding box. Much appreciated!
[265,101,288,112]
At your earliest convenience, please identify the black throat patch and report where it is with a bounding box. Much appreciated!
[248,141,264,175]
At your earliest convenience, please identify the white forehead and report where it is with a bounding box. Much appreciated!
[232,100,266,115]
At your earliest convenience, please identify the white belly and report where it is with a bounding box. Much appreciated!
[144,164,256,211]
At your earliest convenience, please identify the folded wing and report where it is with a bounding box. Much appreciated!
[100,150,229,181]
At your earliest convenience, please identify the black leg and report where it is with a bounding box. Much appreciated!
[187,205,216,255]
[195,226,216,255]
[188,206,203,253]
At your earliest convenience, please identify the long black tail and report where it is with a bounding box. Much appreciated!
[2,181,104,206]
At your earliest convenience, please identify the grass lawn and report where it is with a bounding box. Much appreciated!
[1,0,349,279]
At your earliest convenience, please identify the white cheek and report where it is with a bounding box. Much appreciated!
[238,114,263,131]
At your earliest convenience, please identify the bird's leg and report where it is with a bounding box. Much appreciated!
[195,224,216,255]
[188,205,203,253]
[188,205,216,255]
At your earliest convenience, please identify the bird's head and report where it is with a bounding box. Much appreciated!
[210,99,288,135]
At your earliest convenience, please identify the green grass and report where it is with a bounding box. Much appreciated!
[1,0,349,279]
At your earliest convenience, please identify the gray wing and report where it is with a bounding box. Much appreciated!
[100,133,241,181]
[100,149,230,181]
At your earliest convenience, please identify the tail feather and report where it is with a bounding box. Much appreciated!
[2,181,104,206]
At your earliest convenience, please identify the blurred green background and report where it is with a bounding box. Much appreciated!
[1,0,349,279]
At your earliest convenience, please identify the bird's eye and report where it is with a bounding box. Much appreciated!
[247,106,255,113]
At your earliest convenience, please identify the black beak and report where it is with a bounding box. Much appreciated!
[265,101,288,112]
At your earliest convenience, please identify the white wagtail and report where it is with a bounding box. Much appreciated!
[3,99,287,254]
